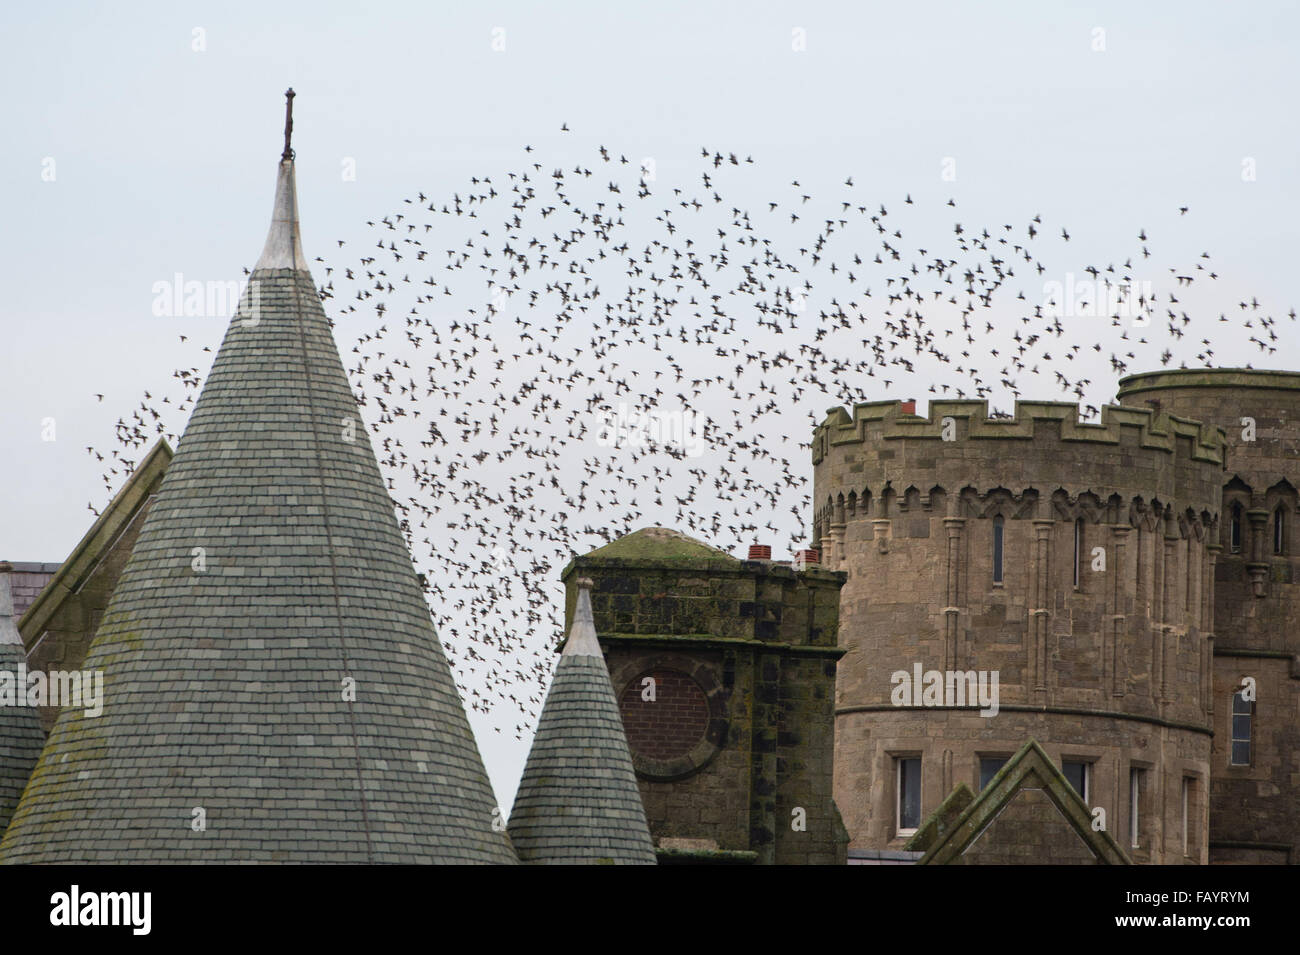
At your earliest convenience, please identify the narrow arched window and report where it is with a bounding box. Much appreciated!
[1230,503,1242,554]
[1073,518,1084,587]
[1274,506,1286,556]
[992,515,1004,583]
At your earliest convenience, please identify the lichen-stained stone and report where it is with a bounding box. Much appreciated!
[562,527,849,864]
[0,157,516,864]
[0,567,46,839]
[509,580,655,863]
[917,739,1130,865]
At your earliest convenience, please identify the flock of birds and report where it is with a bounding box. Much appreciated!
[87,128,1294,738]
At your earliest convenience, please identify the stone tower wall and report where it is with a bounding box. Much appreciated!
[562,554,847,864]
[1118,369,1300,864]
[814,399,1226,863]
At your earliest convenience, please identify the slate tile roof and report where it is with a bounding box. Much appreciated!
[0,158,516,864]
[0,569,45,838]
[508,581,655,863]
[2,565,59,620]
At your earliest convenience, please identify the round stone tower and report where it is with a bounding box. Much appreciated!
[1117,368,1300,864]
[813,397,1226,863]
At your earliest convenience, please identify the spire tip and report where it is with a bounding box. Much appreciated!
[282,88,296,161]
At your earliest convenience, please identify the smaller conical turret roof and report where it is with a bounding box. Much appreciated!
[0,564,44,837]
[508,579,656,864]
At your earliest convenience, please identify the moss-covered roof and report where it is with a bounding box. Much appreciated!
[904,782,974,852]
[581,526,737,564]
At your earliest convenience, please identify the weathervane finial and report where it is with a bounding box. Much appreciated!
[281,88,296,161]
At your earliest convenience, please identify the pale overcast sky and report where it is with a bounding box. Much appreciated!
[2,1,1296,807]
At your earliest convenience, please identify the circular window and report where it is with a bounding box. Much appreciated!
[617,663,723,780]
[620,668,709,761]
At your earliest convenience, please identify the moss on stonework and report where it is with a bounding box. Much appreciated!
[904,782,975,852]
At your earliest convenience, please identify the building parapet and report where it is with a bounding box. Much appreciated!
[813,399,1225,466]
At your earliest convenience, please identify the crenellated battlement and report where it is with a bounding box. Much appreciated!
[813,399,1225,466]
[812,399,1226,534]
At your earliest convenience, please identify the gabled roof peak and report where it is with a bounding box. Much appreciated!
[916,738,1131,865]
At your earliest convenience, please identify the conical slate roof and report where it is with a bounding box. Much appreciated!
[508,579,656,863]
[0,135,516,863]
[0,566,45,838]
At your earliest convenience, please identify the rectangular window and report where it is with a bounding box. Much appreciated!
[979,756,1008,790]
[1230,690,1252,766]
[896,756,921,835]
[1129,768,1144,849]
[1062,760,1089,804]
